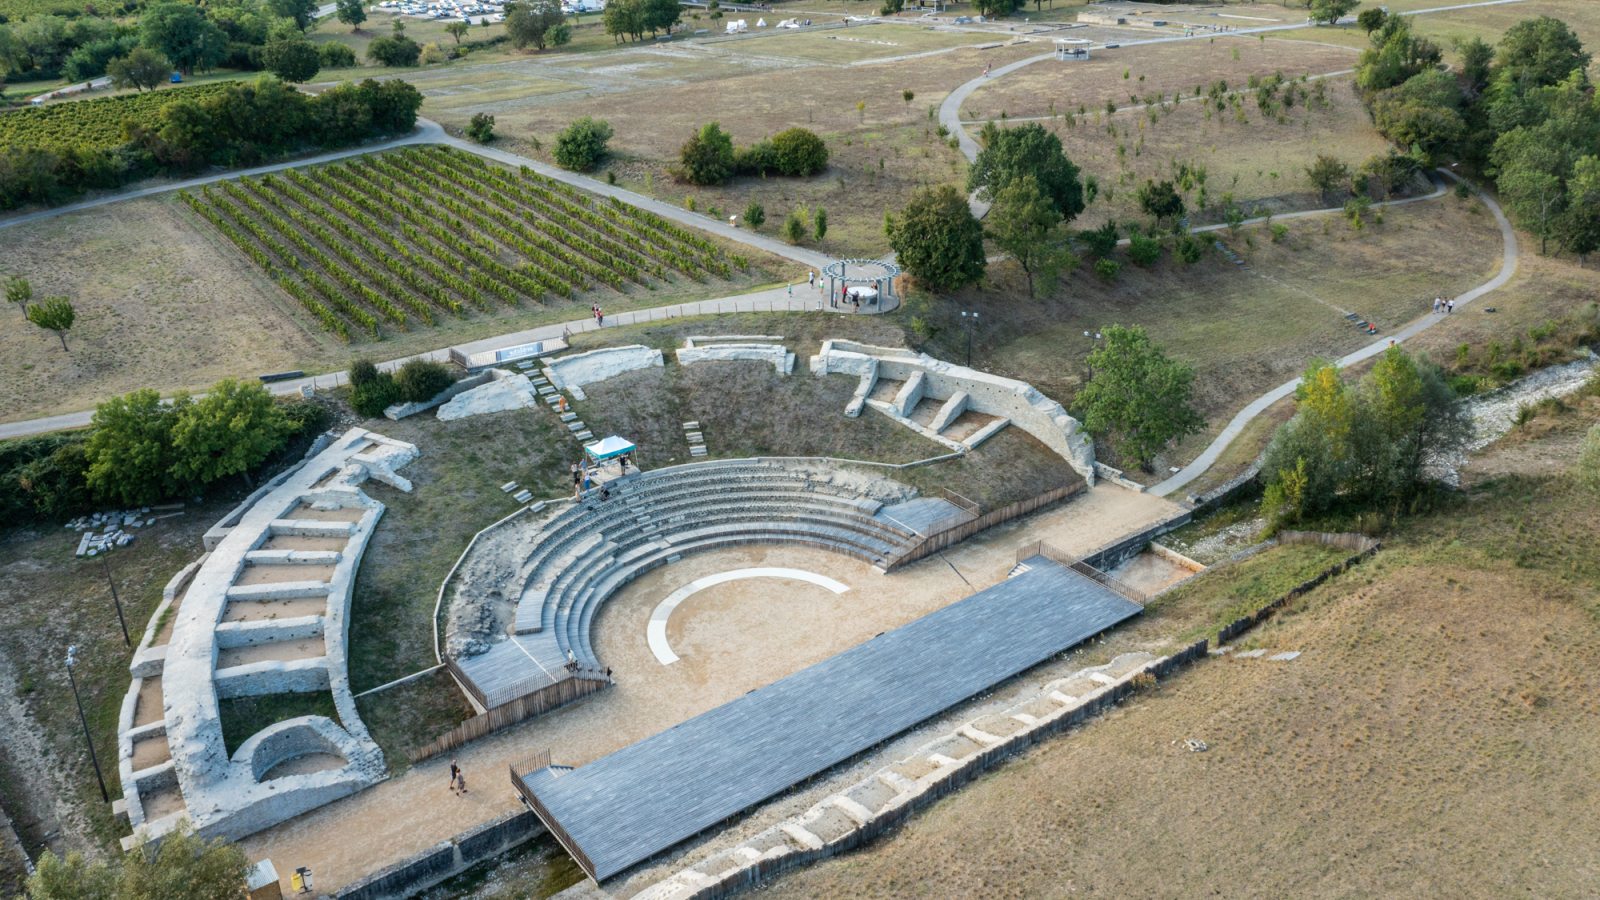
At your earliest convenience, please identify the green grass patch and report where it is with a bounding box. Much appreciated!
[218,691,340,756]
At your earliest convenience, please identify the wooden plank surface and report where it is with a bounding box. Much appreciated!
[521,556,1142,881]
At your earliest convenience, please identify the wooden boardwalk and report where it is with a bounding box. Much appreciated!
[515,556,1143,881]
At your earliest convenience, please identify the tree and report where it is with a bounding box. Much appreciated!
[549,23,572,46]
[6,276,30,317]
[27,820,250,900]
[552,116,613,171]
[1456,36,1494,95]
[885,184,985,292]
[268,0,319,33]
[814,205,828,242]
[902,89,914,108]
[466,112,495,143]
[1072,324,1204,470]
[320,41,357,67]
[742,201,765,230]
[1356,7,1387,34]
[1308,0,1358,26]
[881,0,903,14]
[1135,179,1184,229]
[1495,132,1568,254]
[769,128,829,176]
[1305,154,1351,201]
[1495,15,1591,89]
[641,0,681,35]
[84,390,189,506]
[1126,233,1161,266]
[1356,16,1441,95]
[168,379,289,490]
[336,0,367,30]
[679,121,736,185]
[986,174,1068,298]
[445,21,470,42]
[967,122,1085,223]
[262,39,320,82]
[366,32,421,66]
[26,296,73,351]
[603,0,644,42]
[107,47,169,92]
[505,0,566,50]
[140,4,228,76]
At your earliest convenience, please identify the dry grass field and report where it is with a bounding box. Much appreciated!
[762,452,1600,900]
[913,192,1503,475]
[1276,0,1600,68]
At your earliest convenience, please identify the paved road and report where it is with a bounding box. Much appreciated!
[1148,172,1519,497]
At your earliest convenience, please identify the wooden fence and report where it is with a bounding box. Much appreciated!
[1215,532,1381,645]
[1014,540,1148,605]
[412,675,610,764]
[881,480,1086,571]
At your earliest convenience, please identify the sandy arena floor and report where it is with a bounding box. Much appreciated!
[241,484,1182,893]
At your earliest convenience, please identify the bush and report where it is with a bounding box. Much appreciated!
[350,373,403,418]
[0,433,91,528]
[319,42,358,68]
[770,127,830,176]
[1175,234,1205,263]
[679,121,735,185]
[885,184,986,292]
[742,200,765,229]
[734,140,776,176]
[367,35,422,66]
[280,400,331,438]
[466,112,496,144]
[1080,220,1118,258]
[1127,233,1161,266]
[1095,258,1121,281]
[350,358,379,387]
[394,359,455,403]
[552,116,613,171]
[782,207,807,244]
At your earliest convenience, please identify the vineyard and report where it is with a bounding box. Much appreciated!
[0,82,237,150]
[177,146,740,342]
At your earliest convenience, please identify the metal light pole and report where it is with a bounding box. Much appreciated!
[100,554,130,647]
[961,311,979,367]
[66,647,109,803]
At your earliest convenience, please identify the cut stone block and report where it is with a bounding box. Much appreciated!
[682,421,700,430]
[539,386,556,395]
[686,432,704,443]
[560,413,577,422]
[568,422,586,432]
[500,482,518,493]
[689,446,708,457]
[574,431,594,440]
[513,490,534,504]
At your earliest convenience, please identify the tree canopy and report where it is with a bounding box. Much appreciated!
[26,821,249,900]
[505,0,567,50]
[986,174,1073,299]
[262,39,320,83]
[26,295,74,351]
[553,116,613,171]
[1071,324,1204,470]
[886,184,986,292]
[1135,179,1184,228]
[168,379,289,490]
[336,0,368,30]
[107,47,169,92]
[966,122,1085,223]
[139,3,226,75]
[679,121,736,185]
[84,389,189,506]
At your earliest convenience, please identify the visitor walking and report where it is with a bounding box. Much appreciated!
[787,283,793,297]
[456,771,468,795]
[808,271,815,288]
[450,759,461,794]
[597,306,604,327]
[1432,298,1440,313]
[983,63,990,77]
[1447,300,1454,314]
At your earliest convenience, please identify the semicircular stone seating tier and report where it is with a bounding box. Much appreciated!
[112,429,417,849]
[448,460,940,711]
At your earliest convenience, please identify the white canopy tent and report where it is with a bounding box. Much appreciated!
[584,435,636,462]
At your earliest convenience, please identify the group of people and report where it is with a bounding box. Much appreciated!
[448,759,469,796]
[1432,297,1455,314]
[570,454,633,498]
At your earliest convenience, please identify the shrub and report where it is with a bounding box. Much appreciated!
[782,207,807,244]
[1270,223,1289,242]
[743,200,765,229]
[553,116,613,171]
[885,184,985,292]
[0,433,91,528]
[1080,220,1118,258]
[770,127,830,176]
[367,35,422,66]
[814,205,827,241]
[1175,234,1205,263]
[1095,258,1121,281]
[280,400,331,438]
[734,140,776,176]
[394,358,455,403]
[679,121,736,185]
[350,358,379,387]
[466,112,496,144]
[420,42,448,64]
[319,42,358,68]
[1127,233,1161,266]
[350,373,403,418]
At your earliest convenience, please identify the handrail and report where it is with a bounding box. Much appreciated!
[1016,540,1147,605]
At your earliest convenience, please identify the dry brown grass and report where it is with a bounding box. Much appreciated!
[761,465,1600,899]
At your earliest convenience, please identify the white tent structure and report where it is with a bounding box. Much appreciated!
[584,435,636,462]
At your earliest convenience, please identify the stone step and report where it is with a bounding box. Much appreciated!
[575,431,594,441]
[682,421,699,430]
[686,432,704,443]
[514,490,534,504]
[560,413,577,422]
[500,481,518,493]
[568,422,587,432]
[690,446,708,457]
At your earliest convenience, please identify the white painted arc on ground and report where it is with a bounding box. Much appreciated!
[647,568,851,665]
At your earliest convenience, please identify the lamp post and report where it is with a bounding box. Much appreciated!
[961,311,979,367]
[99,554,130,648]
[65,646,109,803]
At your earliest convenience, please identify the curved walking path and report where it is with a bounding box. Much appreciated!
[935,13,1522,500]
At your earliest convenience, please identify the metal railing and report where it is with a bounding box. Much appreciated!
[1015,540,1148,606]
[511,749,552,781]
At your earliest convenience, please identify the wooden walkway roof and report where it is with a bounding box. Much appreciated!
[516,555,1143,881]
